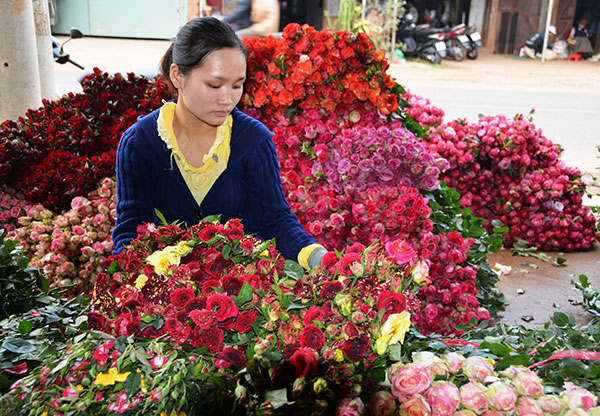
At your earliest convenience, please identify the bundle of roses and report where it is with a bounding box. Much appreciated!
[2,177,115,292]
[0,70,170,211]
[424,113,597,251]
[341,351,599,416]
[2,218,430,414]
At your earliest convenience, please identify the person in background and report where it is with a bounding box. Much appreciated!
[522,25,556,59]
[113,17,326,269]
[220,0,252,31]
[237,0,280,37]
[567,18,594,58]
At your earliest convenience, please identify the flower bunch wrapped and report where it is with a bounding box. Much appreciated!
[424,114,597,251]
[4,218,427,415]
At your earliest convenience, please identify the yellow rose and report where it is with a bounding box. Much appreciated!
[333,349,344,362]
[94,367,130,386]
[146,247,181,275]
[135,274,148,290]
[376,311,411,355]
[411,260,430,284]
[174,241,193,256]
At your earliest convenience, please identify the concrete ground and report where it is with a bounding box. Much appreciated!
[52,36,600,327]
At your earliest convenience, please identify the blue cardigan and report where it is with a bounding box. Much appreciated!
[112,106,316,260]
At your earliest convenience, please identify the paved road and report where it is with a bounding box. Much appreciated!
[401,82,600,176]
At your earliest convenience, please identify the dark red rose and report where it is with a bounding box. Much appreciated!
[290,347,318,378]
[299,325,325,351]
[198,326,224,353]
[284,343,300,359]
[201,279,221,293]
[206,293,239,321]
[87,311,107,330]
[239,239,254,253]
[164,318,184,334]
[221,274,244,296]
[223,218,245,241]
[190,309,216,329]
[342,335,370,361]
[185,297,207,311]
[376,291,406,315]
[197,224,222,242]
[171,288,195,308]
[343,322,360,338]
[218,317,236,330]
[220,347,246,368]
[176,309,190,322]
[302,306,328,326]
[320,281,343,299]
[235,310,257,333]
[125,258,141,271]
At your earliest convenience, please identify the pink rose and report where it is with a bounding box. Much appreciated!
[425,381,460,416]
[459,382,489,413]
[368,391,396,416]
[384,239,417,265]
[537,395,566,414]
[486,381,517,412]
[388,364,432,401]
[452,411,478,416]
[336,397,365,416]
[442,352,465,374]
[560,387,598,411]
[515,396,544,416]
[62,386,78,399]
[512,369,544,397]
[399,394,430,416]
[461,356,495,382]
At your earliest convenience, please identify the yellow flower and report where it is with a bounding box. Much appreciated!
[94,367,131,386]
[174,241,193,256]
[160,411,186,416]
[333,349,344,362]
[135,274,148,289]
[75,384,84,391]
[146,247,181,275]
[375,311,411,355]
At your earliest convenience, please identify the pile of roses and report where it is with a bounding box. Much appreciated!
[0,178,115,293]
[404,95,597,251]
[4,219,598,415]
[0,70,169,211]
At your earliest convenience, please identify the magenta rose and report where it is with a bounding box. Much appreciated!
[388,364,431,401]
[206,293,239,321]
[290,347,318,378]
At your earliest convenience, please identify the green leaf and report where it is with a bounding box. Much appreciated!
[551,312,570,327]
[264,388,292,409]
[154,209,168,226]
[222,244,232,260]
[37,273,50,293]
[283,260,304,281]
[201,214,221,223]
[17,320,32,335]
[234,281,253,306]
[124,370,142,397]
[388,344,403,361]
[479,341,512,357]
[1,338,36,354]
[286,303,307,311]
[496,354,531,371]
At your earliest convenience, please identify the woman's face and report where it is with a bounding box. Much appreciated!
[171,47,246,128]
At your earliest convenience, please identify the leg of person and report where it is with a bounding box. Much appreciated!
[524,46,536,59]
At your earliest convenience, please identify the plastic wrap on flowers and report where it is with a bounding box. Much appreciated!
[423,114,597,251]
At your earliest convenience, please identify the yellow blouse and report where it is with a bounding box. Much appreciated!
[157,102,231,207]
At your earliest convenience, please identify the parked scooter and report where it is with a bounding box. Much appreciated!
[462,25,482,59]
[52,28,85,69]
[397,14,447,65]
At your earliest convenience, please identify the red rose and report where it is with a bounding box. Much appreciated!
[221,274,244,296]
[342,335,370,361]
[302,306,328,326]
[206,293,239,321]
[235,310,257,333]
[176,309,190,322]
[290,347,318,378]
[376,291,407,315]
[320,281,343,299]
[197,224,222,242]
[164,318,183,334]
[185,297,207,311]
[87,312,107,331]
[220,347,246,368]
[299,325,325,351]
[201,279,221,293]
[170,288,195,308]
[197,326,224,353]
[190,309,216,329]
[343,322,360,338]
[223,218,245,241]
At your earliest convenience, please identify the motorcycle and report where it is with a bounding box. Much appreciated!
[397,14,447,65]
[52,28,85,69]
[462,25,482,59]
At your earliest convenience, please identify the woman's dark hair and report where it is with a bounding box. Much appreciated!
[160,17,248,87]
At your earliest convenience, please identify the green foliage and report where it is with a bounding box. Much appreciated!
[422,183,507,317]
[0,229,47,320]
[574,274,600,317]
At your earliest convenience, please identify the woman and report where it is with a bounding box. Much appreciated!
[112,17,325,269]
[568,18,594,57]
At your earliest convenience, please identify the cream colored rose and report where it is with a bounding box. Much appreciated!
[146,247,181,275]
[376,311,411,355]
